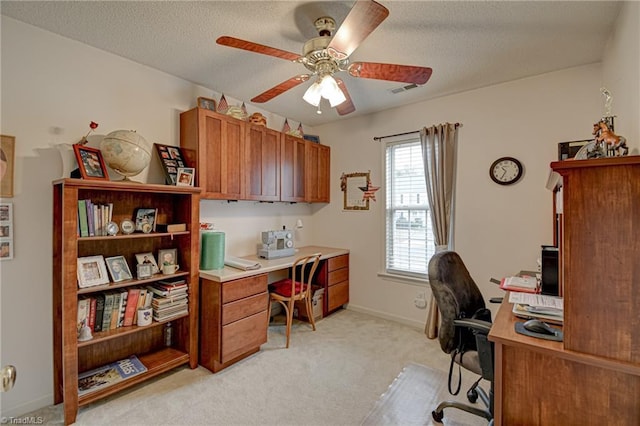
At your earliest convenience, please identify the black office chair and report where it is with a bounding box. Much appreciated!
[428,251,494,423]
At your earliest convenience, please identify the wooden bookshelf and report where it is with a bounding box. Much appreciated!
[52,179,200,425]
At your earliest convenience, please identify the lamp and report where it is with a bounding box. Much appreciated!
[303,74,346,108]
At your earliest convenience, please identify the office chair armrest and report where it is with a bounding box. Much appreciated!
[453,318,491,335]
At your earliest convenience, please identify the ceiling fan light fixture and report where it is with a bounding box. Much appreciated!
[320,75,346,107]
[303,82,322,107]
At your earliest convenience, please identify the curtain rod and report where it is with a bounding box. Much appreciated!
[373,123,461,142]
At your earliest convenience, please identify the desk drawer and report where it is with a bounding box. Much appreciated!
[222,292,268,325]
[222,274,267,303]
[328,268,349,286]
[328,254,349,271]
[221,310,268,363]
[328,280,349,312]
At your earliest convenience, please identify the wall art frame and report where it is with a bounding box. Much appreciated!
[341,172,370,211]
[0,135,15,198]
[154,143,187,185]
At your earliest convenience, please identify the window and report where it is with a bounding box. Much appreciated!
[385,138,435,279]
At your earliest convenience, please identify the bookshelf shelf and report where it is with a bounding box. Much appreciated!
[52,178,201,425]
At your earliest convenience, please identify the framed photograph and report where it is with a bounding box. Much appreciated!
[136,263,153,280]
[197,96,217,111]
[176,167,195,187]
[154,143,187,185]
[341,172,370,211]
[105,256,133,282]
[77,255,110,288]
[1,135,15,198]
[135,252,160,274]
[0,202,13,260]
[135,208,157,233]
[73,145,110,181]
[158,248,178,267]
[558,139,592,160]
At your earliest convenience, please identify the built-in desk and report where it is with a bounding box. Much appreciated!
[489,298,640,425]
[199,246,349,372]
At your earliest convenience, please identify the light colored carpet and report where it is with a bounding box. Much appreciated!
[23,309,489,425]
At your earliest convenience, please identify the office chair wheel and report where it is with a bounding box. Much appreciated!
[432,410,444,423]
[467,388,478,403]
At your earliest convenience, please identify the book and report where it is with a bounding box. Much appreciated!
[117,290,128,327]
[123,288,140,327]
[86,200,95,237]
[78,355,147,396]
[77,200,89,237]
[77,298,90,338]
[156,223,186,233]
[134,288,147,323]
[110,292,121,330]
[500,276,539,294]
[101,292,114,331]
[224,256,262,271]
[87,296,96,332]
[94,293,105,332]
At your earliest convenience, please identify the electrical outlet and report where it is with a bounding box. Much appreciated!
[414,292,427,309]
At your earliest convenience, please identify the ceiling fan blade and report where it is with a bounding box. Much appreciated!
[348,62,433,85]
[216,36,301,62]
[251,75,311,103]
[334,78,356,116]
[327,0,389,60]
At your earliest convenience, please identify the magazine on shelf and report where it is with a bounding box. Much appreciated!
[78,355,147,396]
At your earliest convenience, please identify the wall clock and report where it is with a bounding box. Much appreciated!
[490,157,523,185]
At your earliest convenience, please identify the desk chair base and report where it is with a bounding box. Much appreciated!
[432,383,492,423]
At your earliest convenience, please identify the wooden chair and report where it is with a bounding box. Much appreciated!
[268,253,321,348]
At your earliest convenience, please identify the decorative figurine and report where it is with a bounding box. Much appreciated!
[593,119,628,157]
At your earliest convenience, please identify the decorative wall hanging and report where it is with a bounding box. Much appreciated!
[341,172,370,210]
[360,177,380,202]
[0,135,15,198]
[0,202,13,260]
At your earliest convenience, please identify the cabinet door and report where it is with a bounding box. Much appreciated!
[181,108,243,200]
[306,143,330,203]
[245,125,280,201]
[281,134,306,202]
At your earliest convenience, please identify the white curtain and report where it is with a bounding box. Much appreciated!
[421,123,459,339]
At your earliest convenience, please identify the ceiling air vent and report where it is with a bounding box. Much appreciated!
[390,83,419,94]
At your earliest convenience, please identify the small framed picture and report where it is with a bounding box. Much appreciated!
[77,255,110,288]
[136,263,153,280]
[135,252,160,274]
[135,208,157,233]
[73,145,110,181]
[105,256,133,283]
[197,97,217,111]
[0,202,13,261]
[154,143,187,185]
[1,135,16,198]
[176,167,195,187]
[158,248,178,267]
[303,134,320,144]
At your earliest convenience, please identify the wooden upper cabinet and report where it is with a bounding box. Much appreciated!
[180,108,244,200]
[281,134,307,202]
[306,142,330,203]
[245,124,280,201]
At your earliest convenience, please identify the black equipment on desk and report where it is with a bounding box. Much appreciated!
[541,245,559,296]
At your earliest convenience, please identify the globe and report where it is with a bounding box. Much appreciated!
[100,130,152,180]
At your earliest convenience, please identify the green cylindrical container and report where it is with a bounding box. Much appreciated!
[200,230,225,270]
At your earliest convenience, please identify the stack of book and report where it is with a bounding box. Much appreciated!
[77,199,113,237]
[146,278,188,321]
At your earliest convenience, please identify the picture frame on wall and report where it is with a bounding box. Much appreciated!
[197,97,217,111]
[341,172,370,211]
[0,135,15,198]
[0,203,14,260]
[154,143,187,185]
[73,145,110,181]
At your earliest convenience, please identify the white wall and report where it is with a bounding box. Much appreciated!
[1,3,637,417]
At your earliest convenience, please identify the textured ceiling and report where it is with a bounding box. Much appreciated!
[1,1,622,127]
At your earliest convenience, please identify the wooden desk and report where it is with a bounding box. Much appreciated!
[199,246,349,372]
[489,298,640,425]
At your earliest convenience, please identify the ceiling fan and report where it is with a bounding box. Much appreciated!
[216,0,433,116]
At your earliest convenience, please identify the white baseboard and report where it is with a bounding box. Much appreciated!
[1,393,53,419]
[345,304,426,330]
